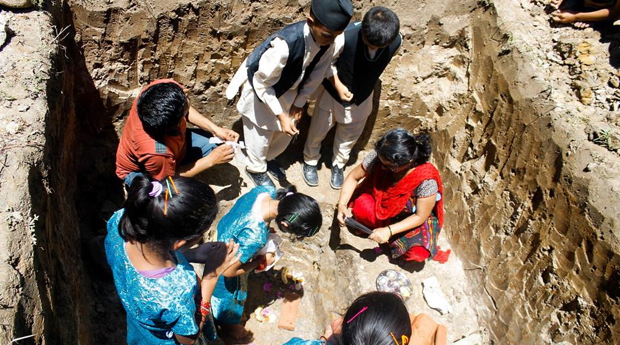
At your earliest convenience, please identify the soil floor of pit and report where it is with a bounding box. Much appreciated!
[87,130,483,344]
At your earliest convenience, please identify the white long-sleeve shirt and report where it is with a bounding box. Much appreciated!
[226,23,334,130]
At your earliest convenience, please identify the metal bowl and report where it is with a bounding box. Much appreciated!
[375,269,413,301]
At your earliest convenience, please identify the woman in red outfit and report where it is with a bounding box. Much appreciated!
[336,129,447,262]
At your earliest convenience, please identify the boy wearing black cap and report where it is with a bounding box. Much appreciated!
[302,7,401,190]
[226,0,354,188]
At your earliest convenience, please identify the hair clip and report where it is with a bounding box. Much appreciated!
[389,333,409,345]
[285,191,294,197]
[165,179,173,196]
[288,213,299,224]
[149,181,163,197]
[168,176,179,194]
[305,226,320,237]
[164,189,169,216]
[346,306,368,324]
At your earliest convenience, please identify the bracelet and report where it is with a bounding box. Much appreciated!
[200,300,211,318]
[320,336,328,342]
[388,225,393,237]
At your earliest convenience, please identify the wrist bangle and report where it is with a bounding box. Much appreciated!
[200,300,211,317]
[388,225,393,237]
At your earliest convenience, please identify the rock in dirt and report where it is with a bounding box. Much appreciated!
[422,276,452,315]
[0,15,7,48]
[609,75,620,89]
[0,0,33,8]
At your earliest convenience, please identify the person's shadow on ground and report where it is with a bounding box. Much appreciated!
[197,163,243,201]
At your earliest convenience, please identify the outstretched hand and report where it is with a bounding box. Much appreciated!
[551,10,577,23]
[214,127,240,143]
[207,144,235,166]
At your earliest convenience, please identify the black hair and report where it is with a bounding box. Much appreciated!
[375,128,432,168]
[137,82,188,138]
[341,291,411,345]
[119,174,217,257]
[361,7,400,48]
[275,185,322,237]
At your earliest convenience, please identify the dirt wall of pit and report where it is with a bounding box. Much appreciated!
[1,0,619,343]
[0,11,49,344]
[67,0,620,343]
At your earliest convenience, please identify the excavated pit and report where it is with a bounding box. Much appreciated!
[1,0,619,344]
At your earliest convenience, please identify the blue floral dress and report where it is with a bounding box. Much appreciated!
[282,338,326,345]
[209,186,276,331]
[105,210,199,344]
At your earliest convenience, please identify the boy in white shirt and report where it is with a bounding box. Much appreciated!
[226,0,354,188]
[302,7,401,189]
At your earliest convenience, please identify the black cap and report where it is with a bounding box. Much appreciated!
[311,0,354,32]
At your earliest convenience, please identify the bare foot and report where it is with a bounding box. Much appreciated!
[573,21,590,29]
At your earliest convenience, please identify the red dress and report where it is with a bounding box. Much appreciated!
[350,155,446,262]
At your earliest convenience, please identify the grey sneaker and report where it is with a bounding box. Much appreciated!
[245,169,275,188]
[302,163,319,187]
[266,160,286,181]
[330,166,344,190]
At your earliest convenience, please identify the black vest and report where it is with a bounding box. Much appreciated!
[323,22,401,106]
[247,21,328,100]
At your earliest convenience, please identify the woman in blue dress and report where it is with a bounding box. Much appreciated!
[105,175,239,345]
[210,185,322,342]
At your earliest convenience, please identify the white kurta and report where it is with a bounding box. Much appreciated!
[226,23,334,173]
[303,31,401,169]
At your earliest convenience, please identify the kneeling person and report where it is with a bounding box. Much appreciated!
[116,79,239,185]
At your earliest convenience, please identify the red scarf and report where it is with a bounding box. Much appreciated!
[359,162,444,227]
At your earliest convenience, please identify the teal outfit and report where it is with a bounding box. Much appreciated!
[282,338,326,345]
[105,210,199,344]
[209,186,276,333]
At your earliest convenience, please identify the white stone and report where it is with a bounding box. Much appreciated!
[5,121,19,134]
[0,14,7,48]
[422,276,452,314]
[0,0,32,9]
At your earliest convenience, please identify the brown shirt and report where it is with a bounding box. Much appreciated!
[115,79,187,181]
